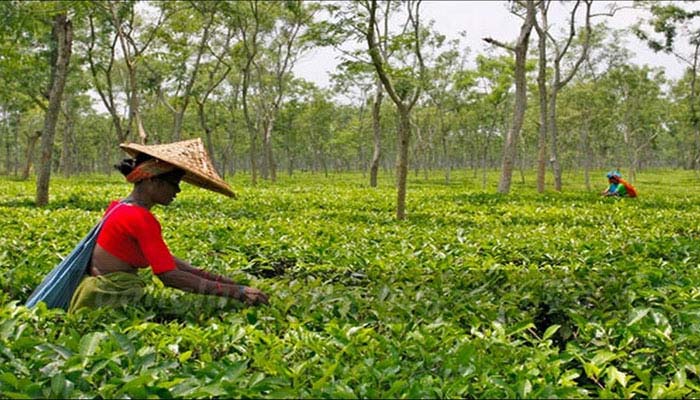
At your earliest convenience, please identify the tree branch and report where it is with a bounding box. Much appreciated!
[482,37,515,53]
[558,0,592,88]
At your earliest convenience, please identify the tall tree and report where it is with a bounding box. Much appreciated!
[604,65,666,181]
[153,1,217,141]
[533,0,593,192]
[189,4,236,169]
[363,0,426,219]
[256,0,317,182]
[36,11,73,206]
[484,0,536,194]
[107,1,172,144]
[633,2,700,172]
[230,0,271,185]
[324,1,405,187]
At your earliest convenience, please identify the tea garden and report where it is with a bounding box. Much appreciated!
[1,170,699,397]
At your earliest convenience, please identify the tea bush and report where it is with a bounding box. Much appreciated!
[1,170,699,397]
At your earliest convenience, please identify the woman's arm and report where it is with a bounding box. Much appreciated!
[157,268,269,305]
[173,256,238,284]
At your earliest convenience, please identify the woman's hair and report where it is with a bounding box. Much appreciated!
[159,168,186,183]
[114,153,154,177]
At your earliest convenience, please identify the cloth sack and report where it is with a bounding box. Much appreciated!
[26,203,124,310]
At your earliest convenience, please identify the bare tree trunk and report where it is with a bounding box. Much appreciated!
[36,14,72,206]
[580,120,592,191]
[365,0,424,219]
[370,81,383,187]
[59,97,75,176]
[481,146,488,189]
[422,124,432,180]
[286,132,293,177]
[13,114,20,176]
[481,129,493,190]
[547,0,592,191]
[438,112,450,184]
[486,0,536,194]
[535,1,548,193]
[441,132,450,184]
[396,108,410,220]
[22,131,41,180]
[689,43,700,175]
[197,100,217,172]
[548,87,563,191]
[241,69,257,184]
[630,148,638,183]
[262,118,276,181]
[87,13,127,143]
[109,2,150,144]
[3,110,11,175]
[413,120,422,178]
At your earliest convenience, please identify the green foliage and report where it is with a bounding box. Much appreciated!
[1,171,699,397]
[633,2,700,52]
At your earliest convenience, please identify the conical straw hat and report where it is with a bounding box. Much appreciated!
[120,138,235,198]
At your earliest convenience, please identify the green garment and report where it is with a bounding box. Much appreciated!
[614,182,628,196]
[68,271,146,313]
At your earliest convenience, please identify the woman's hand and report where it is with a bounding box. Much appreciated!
[240,286,269,305]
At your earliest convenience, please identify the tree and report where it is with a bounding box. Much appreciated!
[533,0,593,192]
[363,0,426,219]
[604,65,667,181]
[321,1,402,188]
[633,2,700,172]
[421,35,471,184]
[88,1,173,144]
[37,11,73,206]
[230,0,270,185]
[255,1,317,182]
[484,0,536,194]
[153,2,218,142]
[472,55,513,188]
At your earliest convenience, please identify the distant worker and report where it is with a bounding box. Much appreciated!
[601,171,637,198]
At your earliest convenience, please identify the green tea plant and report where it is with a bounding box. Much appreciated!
[1,170,699,398]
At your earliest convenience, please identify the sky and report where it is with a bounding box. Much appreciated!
[293,1,694,90]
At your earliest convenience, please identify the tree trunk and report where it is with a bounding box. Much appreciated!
[36,14,72,206]
[22,131,41,180]
[241,77,257,184]
[548,86,563,191]
[365,0,423,219]
[396,108,410,220]
[369,81,383,187]
[496,1,535,194]
[581,120,592,191]
[3,110,11,175]
[172,112,184,142]
[689,43,699,175]
[481,130,492,190]
[535,3,548,193]
[441,125,450,184]
[197,100,218,172]
[261,117,276,181]
[629,148,638,183]
[413,121,423,178]
[545,0,591,191]
[13,114,20,176]
[59,97,75,176]
[284,120,293,177]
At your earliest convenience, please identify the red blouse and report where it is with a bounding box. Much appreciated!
[96,201,176,275]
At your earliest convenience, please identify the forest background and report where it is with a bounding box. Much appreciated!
[1,0,700,214]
